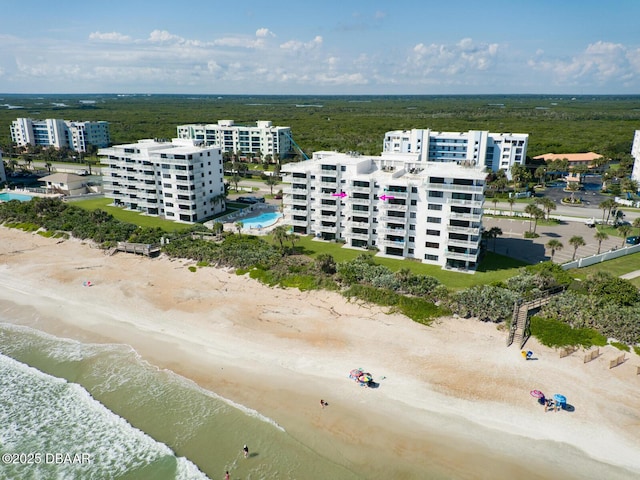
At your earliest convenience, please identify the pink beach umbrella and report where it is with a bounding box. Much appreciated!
[530,389,545,399]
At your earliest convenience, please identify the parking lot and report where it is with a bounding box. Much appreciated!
[484,216,625,265]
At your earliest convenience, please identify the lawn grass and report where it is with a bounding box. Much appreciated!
[69,197,193,232]
[569,251,640,281]
[530,316,607,349]
[279,235,527,289]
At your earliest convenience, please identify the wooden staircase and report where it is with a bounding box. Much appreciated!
[507,287,564,349]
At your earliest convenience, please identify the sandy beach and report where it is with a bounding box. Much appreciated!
[1,225,639,479]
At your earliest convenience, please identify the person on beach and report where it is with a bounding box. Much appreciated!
[320,399,326,408]
[225,471,230,480]
[243,444,249,458]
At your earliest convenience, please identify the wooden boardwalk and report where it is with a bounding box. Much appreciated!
[507,287,564,349]
[116,242,161,257]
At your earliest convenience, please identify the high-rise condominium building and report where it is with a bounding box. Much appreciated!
[281,151,486,270]
[100,139,225,223]
[383,129,528,176]
[10,118,110,152]
[176,120,294,160]
[631,130,640,185]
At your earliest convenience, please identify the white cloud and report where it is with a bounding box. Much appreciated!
[256,28,275,38]
[89,31,131,42]
[528,41,640,87]
[280,36,323,52]
[410,38,500,74]
[148,30,184,43]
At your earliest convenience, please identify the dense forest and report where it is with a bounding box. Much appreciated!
[1,94,639,159]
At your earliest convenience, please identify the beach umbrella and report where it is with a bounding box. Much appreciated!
[553,394,566,405]
[358,374,372,383]
[350,368,362,378]
[530,389,545,399]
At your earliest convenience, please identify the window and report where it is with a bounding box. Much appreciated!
[428,191,443,198]
[425,242,439,248]
[427,217,441,224]
[428,204,443,211]
[425,254,439,261]
[410,199,417,206]
[426,229,440,236]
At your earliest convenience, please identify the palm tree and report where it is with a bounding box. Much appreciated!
[566,182,580,203]
[272,225,289,251]
[230,174,241,192]
[524,204,544,233]
[234,221,244,235]
[264,175,280,195]
[618,224,632,246]
[288,230,299,252]
[545,239,563,262]
[569,235,586,260]
[537,197,556,220]
[507,196,515,216]
[534,165,547,186]
[491,197,499,213]
[210,193,226,213]
[594,230,608,255]
[599,199,616,224]
[633,217,640,237]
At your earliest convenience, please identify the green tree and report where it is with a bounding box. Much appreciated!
[230,174,241,192]
[536,197,556,220]
[534,165,547,186]
[524,204,544,233]
[618,224,632,246]
[485,226,502,251]
[234,221,244,235]
[315,253,336,274]
[599,199,617,224]
[507,196,515,216]
[264,175,280,195]
[569,235,586,261]
[545,239,563,262]
[272,224,289,251]
[594,230,608,255]
[566,182,580,203]
[633,217,640,237]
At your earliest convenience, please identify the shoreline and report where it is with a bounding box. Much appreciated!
[1,226,639,479]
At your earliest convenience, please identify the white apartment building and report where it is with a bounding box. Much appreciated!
[100,139,225,223]
[383,129,528,177]
[630,130,640,186]
[176,120,294,160]
[10,118,110,153]
[282,151,486,270]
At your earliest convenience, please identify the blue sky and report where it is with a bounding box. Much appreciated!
[1,0,639,95]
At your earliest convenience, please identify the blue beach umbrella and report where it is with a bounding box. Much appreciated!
[553,394,567,406]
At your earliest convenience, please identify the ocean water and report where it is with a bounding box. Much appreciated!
[0,322,359,480]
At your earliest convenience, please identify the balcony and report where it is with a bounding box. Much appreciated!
[290,219,309,227]
[448,238,481,249]
[348,232,370,240]
[445,251,479,261]
[378,238,406,248]
[283,186,308,195]
[447,224,480,235]
[379,215,406,223]
[346,185,371,193]
[428,183,484,194]
[379,227,407,236]
[289,197,308,206]
[349,197,371,205]
[447,197,484,208]
[449,211,482,221]
[381,189,409,198]
[314,213,337,221]
[345,220,371,228]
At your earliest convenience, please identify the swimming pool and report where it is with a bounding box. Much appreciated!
[0,192,34,202]
[241,212,282,229]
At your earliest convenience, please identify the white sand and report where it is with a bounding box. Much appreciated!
[1,226,639,479]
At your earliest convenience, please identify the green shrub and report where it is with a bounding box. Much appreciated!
[188,266,197,272]
[609,341,630,352]
[530,316,607,348]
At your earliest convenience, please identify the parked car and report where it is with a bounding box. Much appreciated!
[236,196,265,204]
[625,236,640,245]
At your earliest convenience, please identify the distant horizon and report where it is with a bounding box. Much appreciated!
[2,92,640,98]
